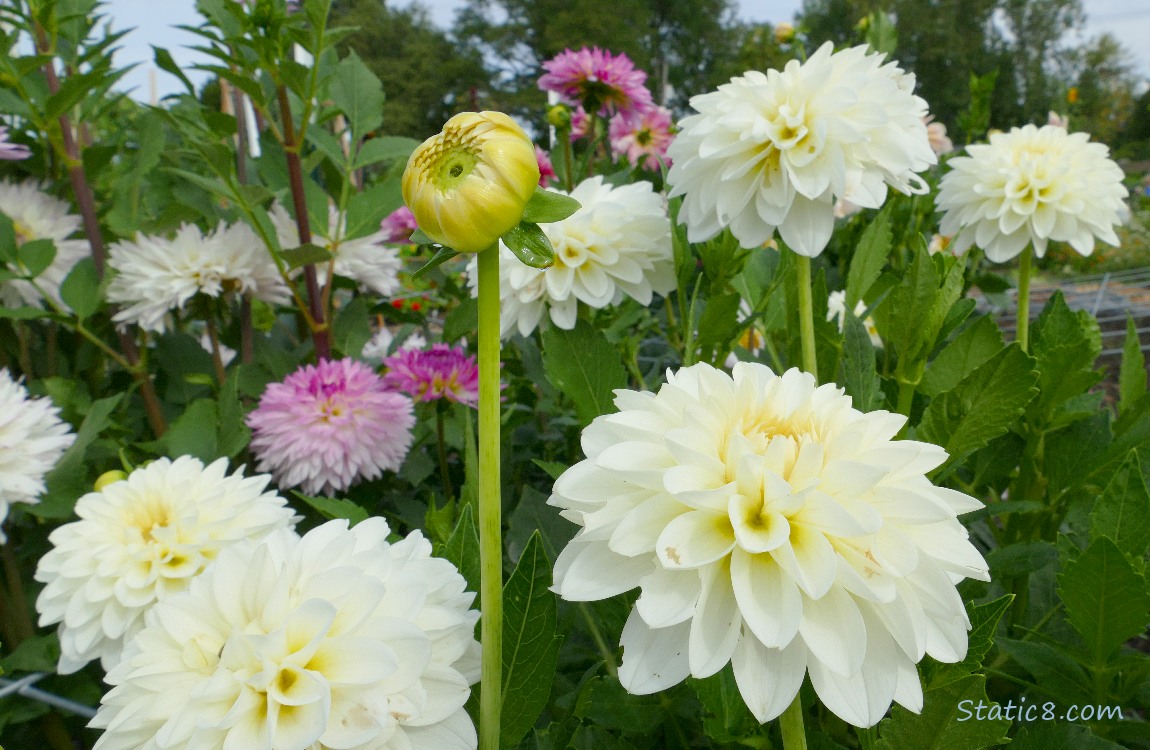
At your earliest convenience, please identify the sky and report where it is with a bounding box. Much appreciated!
[99,0,1150,102]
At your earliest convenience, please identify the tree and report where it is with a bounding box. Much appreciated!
[995,0,1084,126]
[1069,33,1141,148]
[329,0,488,138]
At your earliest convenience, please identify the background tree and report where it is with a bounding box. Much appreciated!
[1069,33,1142,150]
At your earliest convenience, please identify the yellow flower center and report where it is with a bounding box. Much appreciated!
[412,123,483,193]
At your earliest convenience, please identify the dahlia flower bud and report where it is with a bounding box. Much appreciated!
[547,103,572,130]
[403,111,540,254]
[93,469,127,491]
[774,21,795,44]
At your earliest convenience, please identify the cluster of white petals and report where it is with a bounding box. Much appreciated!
[35,456,297,674]
[270,204,403,296]
[0,369,75,541]
[550,363,989,727]
[667,43,935,257]
[937,124,1128,262]
[0,179,88,309]
[91,519,481,750]
[467,176,675,337]
[938,124,1127,262]
[107,222,289,332]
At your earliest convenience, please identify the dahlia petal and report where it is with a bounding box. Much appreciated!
[731,633,808,723]
[618,609,691,695]
[636,567,702,628]
[656,510,737,569]
[688,560,743,677]
[731,548,802,648]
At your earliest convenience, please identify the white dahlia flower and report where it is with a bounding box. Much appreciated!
[35,456,297,674]
[270,203,403,296]
[91,519,481,750]
[667,43,935,257]
[550,363,989,727]
[827,290,882,348]
[107,222,290,332]
[937,124,1128,262]
[0,370,75,541]
[0,179,88,309]
[466,176,675,337]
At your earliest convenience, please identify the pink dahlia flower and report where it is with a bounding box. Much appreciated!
[246,358,414,495]
[539,47,653,116]
[0,127,30,161]
[609,106,674,171]
[384,344,480,408]
[569,106,591,141]
[536,146,557,187]
[380,205,419,243]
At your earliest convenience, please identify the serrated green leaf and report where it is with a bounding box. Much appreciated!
[292,492,369,526]
[930,595,1013,687]
[1028,291,1103,426]
[690,666,759,743]
[1118,315,1146,418]
[0,634,59,674]
[985,540,1058,577]
[280,242,333,270]
[333,295,372,357]
[411,246,460,279]
[216,373,250,459]
[345,179,403,240]
[574,676,662,733]
[352,136,419,169]
[995,638,1094,704]
[59,258,101,319]
[440,503,480,595]
[330,49,384,138]
[920,316,1004,397]
[152,46,194,95]
[443,298,477,343]
[162,398,218,461]
[875,674,1010,750]
[501,532,561,748]
[542,320,627,426]
[695,291,741,366]
[918,343,1039,465]
[1058,537,1150,668]
[507,486,576,566]
[1089,451,1150,559]
[1011,724,1127,750]
[521,186,581,224]
[30,394,123,519]
[503,221,555,269]
[842,308,883,412]
[846,206,891,308]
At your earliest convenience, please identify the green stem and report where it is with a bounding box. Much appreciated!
[779,693,808,750]
[1016,246,1032,353]
[477,244,503,750]
[561,129,575,192]
[576,602,617,678]
[896,380,915,420]
[436,403,455,502]
[795,252,817,380]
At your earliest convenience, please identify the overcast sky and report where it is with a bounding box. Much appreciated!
[101,0,1150,103]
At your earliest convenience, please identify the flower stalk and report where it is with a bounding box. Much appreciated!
[795,252,817,380]
[477,243,503,750]
[779,695,808,750]
[1016,246,1033,353]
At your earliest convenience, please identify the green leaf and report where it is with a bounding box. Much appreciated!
[846,206,891,308]
[1089,451,1150,559]
[521,186,581,224]
[694,291,742,366]
[330,49,384,138]
[531,459,567,480]
[345,178,403,240]
[920,316,1004,398]
[1028,291,1103,426]
[1011,724,1127,750]
[929,595,1013,687]
[0,634,60,674]
[875,674,1011,750]
[574,676,662,733]
[162,398,218,461]
[30,394,123,519]
[995,639,1093,704]
[690,666,760,744]
[841,308,883,412]
[333,295,372,357]
[542,319,627,426]
[507,486,576,566]
[917,343,1039,465]
[985,540,1058,577]
[440,503,480,595]
[292,492,369,526]
[503,221,555,269]
[216,374,250,459]
[411,246,461,279]
[0,212,17,263]
[152,46,194,95]
[59,258,101,319]
[17,238,56,278]
[280,242,333,270]
[353,136,419,169]
[443,298,478,344]
[501,533,562,748]
[1057,537,1150,667]
[1118,315,1146,418]
[0,306,54,320]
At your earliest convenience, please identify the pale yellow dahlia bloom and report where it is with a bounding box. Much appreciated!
[937,124,1128,262]
[35,456,297,674]
[550,363,989,727]
[91,519,481,750]
[403,111,539,253]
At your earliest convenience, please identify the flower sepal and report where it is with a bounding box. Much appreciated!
[521,186,581,224]
[502,220,556,269]
[411,244,461,280]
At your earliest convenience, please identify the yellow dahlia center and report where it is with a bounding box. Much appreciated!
[126,499,173,541]
[13,219,32,245]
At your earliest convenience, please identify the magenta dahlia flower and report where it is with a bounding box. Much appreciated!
[569,106,591,141]
[246,358,414,495]
[383,344,480,408]
[380,205,419,243]
[535,146,558,187]
[0,127,30,161]
[609,106,674,171]
[539,47,653,116]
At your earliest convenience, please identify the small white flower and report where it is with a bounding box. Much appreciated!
[35,456,297,674]
[827,290,882,347]
[667,43,935,257]
[937,124,1128,262]
[0,179,88,309]
[107,222,290,332]
[270,203,403,296]
[467,176,675,337]
[550,363,989,727]
[361,328,427,362]
[0,370,75,541]
[90,519,481,750]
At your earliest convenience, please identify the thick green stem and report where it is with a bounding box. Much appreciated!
[896,380,915,419]
[436,403,455,502]
[477,245,503,750]
[1016,246,1032,353]
[779,694,808,750]
[795,252,817,380]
